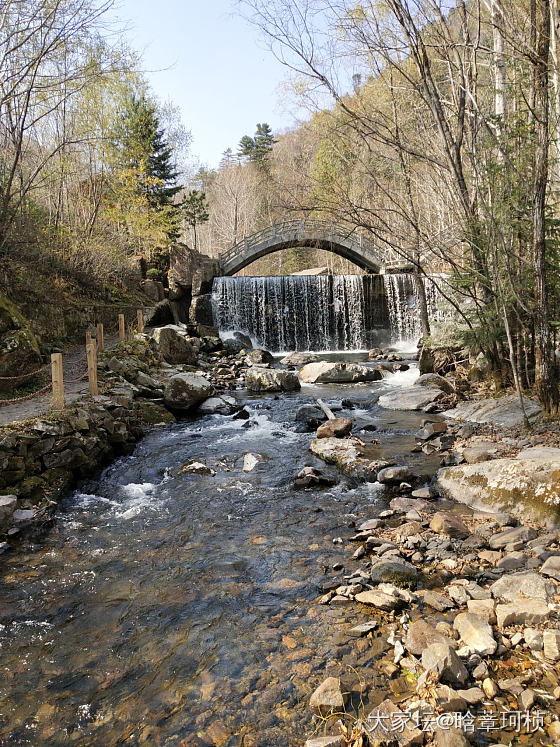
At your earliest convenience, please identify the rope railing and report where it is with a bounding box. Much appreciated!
[0,309,145,415]
[0,364,49,382]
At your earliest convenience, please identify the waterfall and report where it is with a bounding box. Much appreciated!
[382,273,448,345]
[212,275,369,352]
[212,273,447,352]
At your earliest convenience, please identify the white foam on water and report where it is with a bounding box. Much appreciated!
[382,366,419,388]
[115,482,157,520]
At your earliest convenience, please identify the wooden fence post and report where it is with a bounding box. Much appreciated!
[51,353,65,410]
[97,323,104,352]
[137,309,144,333]
[118,313,126,343]
[86,337,98,396]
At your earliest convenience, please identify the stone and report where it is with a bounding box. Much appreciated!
[422,642,469,686]
[488,527,538,550]
[482,678,499,698]
[421,590,455,611]
[415,373,455,394]
[438,457,560,525]
[299,361,382,384]
[542,555,560,581]
[12,509,35,522]
[295,404,326,427]
[355,589,402,611]
[496,552,526,571]
[453,612,497,655]
[316,417,352,439]
[163,373,213,411]
[365,700,424,746]
[433,685,467,712]
[280,352,318,367]
[443,395,542,427]
[434,728,469,746]
[369,558,418,586]
[496,601,550,628]
[405,620,452,656]
[198,396,238,415]
[467,598,496,624]
[245,368,300,393]
[524,628,544,650]
[543,630,560,661]
[310,437,378,479]
[304,737,345,747]
[460,443,502,464]
[348,621,378,637]
[457,687,485,705]
[377,465,412,484]
[242,453,261,472]
[519,689,537,710]
[378,387,444,411]
[0,495,17,524]
[490,571,553,602]
[429,512,470,539]
[152,325,198,364]
[245,349,274,365]
[309,677,347,717]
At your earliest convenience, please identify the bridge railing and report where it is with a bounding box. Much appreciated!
[218,220,382,268]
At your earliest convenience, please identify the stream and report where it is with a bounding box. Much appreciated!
[0,364,444,746]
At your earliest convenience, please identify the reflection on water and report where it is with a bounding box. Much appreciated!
[0,369,440,746]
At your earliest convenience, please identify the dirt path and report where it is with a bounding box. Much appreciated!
[0,335,119,426]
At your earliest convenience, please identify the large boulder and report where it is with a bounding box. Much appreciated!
[308,677,347,717]
[152,325,197,365]
[280,352,318,367]
[163,373,213,411]
[245,368,300,392]
[245,349,274,365]
[310,437,378,479]
[443,395,541,427]
[378,387,444,410]
[316,417,352,439]
[438,449,560,524]
[299,361,382,384]
[0,292,42,392]
[415,373,455,394]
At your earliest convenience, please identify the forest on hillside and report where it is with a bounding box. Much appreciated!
[194,0,560,416]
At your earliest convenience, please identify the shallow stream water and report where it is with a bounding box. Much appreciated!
[0,366,445,746]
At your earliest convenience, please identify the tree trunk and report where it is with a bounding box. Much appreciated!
[533,0,559,414]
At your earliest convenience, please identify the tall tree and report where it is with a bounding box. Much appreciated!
[183,190,209,250]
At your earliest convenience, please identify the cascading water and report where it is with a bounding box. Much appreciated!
[212,273,447,352]
[212,275,370,352]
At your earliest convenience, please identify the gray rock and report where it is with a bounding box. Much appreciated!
[524,628,544,650]
[366,700,424,746]
[429,511,470,539]
[152,325,197,365]
[198,396,238,415]
[245,349,273,365]
[245,368,300,392]
[453,612,497,655]
[163,372,213,411]
[405,620,453,656]
[541,554,560,581]
[443,395,541,427]
[295,404,326,426]
[12,509,35,522]
[281,352,318,367]
[496,601,550,628]
[355,589,403,611]
[316,417,352,439]
[299,361,382,384]
[378,387,444,411]
[490,571,553,602]
[0,495,17,524]
[309,677,347,717]
[370,558,418,586]
[377,465,412,484]
[304,737,345,747]
[489,526,538,549]
[415,373,455,394]
[543,630,560,661]
[421,590,455,611]
[422,642,469,686]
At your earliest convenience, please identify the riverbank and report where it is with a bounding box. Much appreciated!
[1,335,560,745]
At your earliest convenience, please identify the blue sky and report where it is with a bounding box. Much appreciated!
[112,0,300,169]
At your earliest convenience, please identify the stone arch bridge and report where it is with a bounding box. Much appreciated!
[218,220,384,275]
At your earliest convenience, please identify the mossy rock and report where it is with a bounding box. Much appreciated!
[0,292,42,390]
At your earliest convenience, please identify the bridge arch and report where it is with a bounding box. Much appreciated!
[218,221,384,275]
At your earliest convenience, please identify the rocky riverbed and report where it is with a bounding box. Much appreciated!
[1,327,560,745]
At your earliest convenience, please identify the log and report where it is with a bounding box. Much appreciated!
[316,398,336,420]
